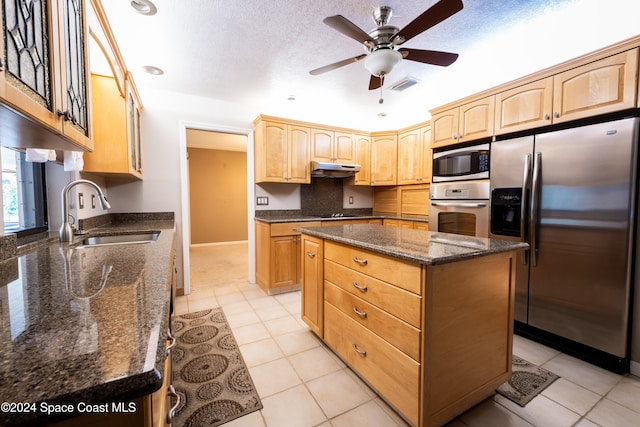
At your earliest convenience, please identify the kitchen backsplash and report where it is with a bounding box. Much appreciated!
[300,178,343,216]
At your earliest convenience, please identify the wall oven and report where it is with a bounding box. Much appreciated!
[429,181,490,237]
[432,143,490,182]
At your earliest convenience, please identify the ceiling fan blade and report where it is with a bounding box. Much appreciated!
[369,75,383,91]
[400,48,459,66]
[323,15,374,45]
[309,54,367,76]
[392,0,463,45]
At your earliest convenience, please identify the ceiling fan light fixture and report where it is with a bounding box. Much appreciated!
[130,0,157,16]
[364,49,402,77]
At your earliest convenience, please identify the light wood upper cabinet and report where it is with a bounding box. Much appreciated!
[311,129,355,164]
[254,120,310,183]
[495,77,554,134]
[431,96,495,148]
[397,124,432,185]
[350,133,371,186]
[1,0,92,150]
[552,49,638,123]
[370,133,397,186]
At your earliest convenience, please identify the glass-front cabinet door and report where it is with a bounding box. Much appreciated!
[0,0,91,150]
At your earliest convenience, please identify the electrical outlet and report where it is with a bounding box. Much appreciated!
[78,192,84,209]
[348,196,354,204]
[257,196,269,206]
[91,194,96,209]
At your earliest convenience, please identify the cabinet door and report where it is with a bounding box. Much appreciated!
[370,134,397,186]
[262,122,288,181]
[270,236,298,288]
[127,80,143,175]
[495,77,553,134]
[301,236,323,337]
[431,108,458,148]
[552,49,638,123]
[420,125,432,182]
[54,0,92,148]
[351,134,371,185]
[334,132,355,164]
[459,96,494,142]
[397,129,422,185]
[311,128,334,162]
[287,125,310,183]
[1,0,59,129]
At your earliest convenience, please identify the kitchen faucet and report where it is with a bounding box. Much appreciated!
[60,179,111,242]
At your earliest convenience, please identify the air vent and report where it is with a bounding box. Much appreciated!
[389,76,420,92]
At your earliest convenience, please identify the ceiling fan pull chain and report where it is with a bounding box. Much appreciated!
[378,75,384,104]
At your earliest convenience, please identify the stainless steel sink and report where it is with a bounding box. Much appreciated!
[75,231,160,248]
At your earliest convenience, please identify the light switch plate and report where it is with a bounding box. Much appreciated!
[78,192,84,209]
[256,196,269,205]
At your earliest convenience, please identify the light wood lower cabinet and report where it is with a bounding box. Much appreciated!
[255,220,321,294]
[301,237,515,427]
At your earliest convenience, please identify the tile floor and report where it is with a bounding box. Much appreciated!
[176,243,640,427]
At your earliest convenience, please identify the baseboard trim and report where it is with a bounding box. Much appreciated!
[190,240,248,248]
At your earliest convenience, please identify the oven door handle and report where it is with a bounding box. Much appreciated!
[430,202,487,208]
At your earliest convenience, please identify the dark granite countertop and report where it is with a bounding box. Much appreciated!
[297,224,527,265]
[254,214,428,224]
[0,218,176,426]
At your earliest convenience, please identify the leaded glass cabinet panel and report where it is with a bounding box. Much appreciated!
[2,0,52,110]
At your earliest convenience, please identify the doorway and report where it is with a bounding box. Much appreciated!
[180,121,255,295]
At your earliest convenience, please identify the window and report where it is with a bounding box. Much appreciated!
[1,147,48,235]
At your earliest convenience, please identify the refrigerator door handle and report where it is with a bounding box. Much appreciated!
[521,153,532,265]
[530,152,542,267]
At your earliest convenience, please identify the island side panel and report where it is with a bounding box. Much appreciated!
[300,234,324,337]
[422,251,516,426]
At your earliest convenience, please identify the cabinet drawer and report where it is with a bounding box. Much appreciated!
[325,241,421,294]
[325,282,420,361]
[324,260,421,328]
[270,221,320,236]
[324,302,420,426]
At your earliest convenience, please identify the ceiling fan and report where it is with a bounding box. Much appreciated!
[309,0,463,93]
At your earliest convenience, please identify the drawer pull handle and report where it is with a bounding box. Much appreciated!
[353,307,367,318]
[306,252,316,258]
[352,282,367,292]
[165,330,176,356]
[353,256,368,266]
[352,344,367,357]
[166,385,181,424]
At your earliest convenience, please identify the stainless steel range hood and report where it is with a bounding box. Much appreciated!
[311,161,360,178]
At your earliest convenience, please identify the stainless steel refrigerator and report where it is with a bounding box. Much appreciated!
[490,117,639,373]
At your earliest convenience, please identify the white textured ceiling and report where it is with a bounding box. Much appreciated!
[100,0,640,130]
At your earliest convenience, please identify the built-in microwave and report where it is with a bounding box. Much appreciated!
[432,143,490,182]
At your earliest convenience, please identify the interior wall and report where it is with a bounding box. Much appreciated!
[188,148,247,244]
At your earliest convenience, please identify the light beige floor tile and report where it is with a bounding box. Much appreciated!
[273,291,301,305]
[249,357,302,398]
[495,394,581,427]
[306,369,371,418]
[331,400,404,427]
[187,296,219,312]
[223,409,266,427]
[542,354,621,396]
[174,296,189,315]
[248,296,284,310]
[220,300,254,315]
[512,335,560,366]
[459,398,533,427]
[288,347,342,381]
[282,301,302,315]
[240,338,284,368]
[254,305,290,322]
[541,378,601,415]
[586,398,640,427]
[574,418,600,427]
[216,291,247,305]
[264,315,306,336]
[260,384,326,427]
[232,322,271,346]
[242,288,268,300]
[606,376,640,413]
[273,330,322,356]
[214,284,243,296]
[371,398,411,427]
[225,310,262,328]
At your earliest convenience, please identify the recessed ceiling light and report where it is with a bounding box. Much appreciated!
[142,65,164,75]
[130,0,157,16]
[377,112,387,117]
[287,95,296,101]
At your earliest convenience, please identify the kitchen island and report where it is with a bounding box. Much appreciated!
[298,224,528,427]
[0,216,176,426]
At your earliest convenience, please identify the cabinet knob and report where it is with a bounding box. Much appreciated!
[306,252,315,258]
[57,109,78,125]
[554,112,560,119]
[544,113,550,120]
